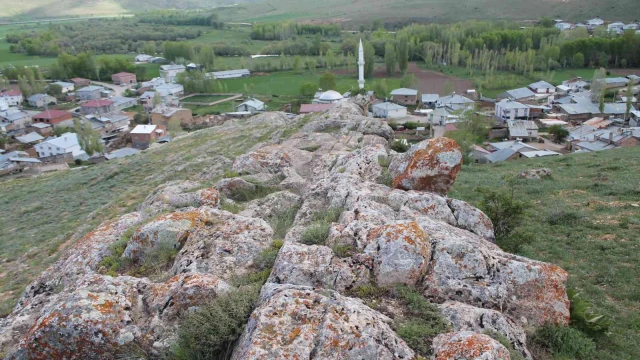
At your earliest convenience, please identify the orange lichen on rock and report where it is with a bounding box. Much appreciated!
[434,331,511,360]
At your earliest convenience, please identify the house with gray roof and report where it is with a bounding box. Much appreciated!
[105,147,141,160]
[390,88,419,105]
[207,69,250,80]
[28,94,56,108]
[372,102,407,119]
[508,119,538,140]
[497,87,536,101]
[51,81,75,93]
[495,99,530,121]
[0,108,34,130]
[160,64,186,83]
[236,98,266,113]
[15,132,44,144]
[421,94,439,108]
[76,85,104,101]
[436,94,475,111]
[528,80,556,94]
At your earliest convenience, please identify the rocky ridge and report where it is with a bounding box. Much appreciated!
[0,101,570,359]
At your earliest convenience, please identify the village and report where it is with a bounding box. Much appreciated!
[1,15,640,176]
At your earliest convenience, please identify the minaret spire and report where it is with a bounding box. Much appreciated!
[358,39,365,90]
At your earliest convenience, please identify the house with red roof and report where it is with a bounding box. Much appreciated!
[32,109,73,126]
[111,72,137,85]
[70,78,91,87]
[81,99,115,115]
[0,90,23,106]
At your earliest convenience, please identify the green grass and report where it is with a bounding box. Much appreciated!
[182,94,233,103]
[450,147,640,360]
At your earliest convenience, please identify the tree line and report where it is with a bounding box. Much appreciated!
[136,10,225,28]
[250,22,341,40]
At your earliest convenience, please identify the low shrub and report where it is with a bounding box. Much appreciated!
[222,169,240,178]
[568,289,611,337]
[403,121,422,130]
[228,184,280,203]
[377,169,393,187]
[269,207,300,239]
[172,285,261,360]
[531,324,596,359]
[300,223,330,245]
[485,331,526,360]
[391,140,410,153]
[332,244,357,258]
[547,209,583,226]
[98,228,135,276]
[301,145,321,152]
[130,240,180,278]
[219,197,245,214]
[377,155,391,168]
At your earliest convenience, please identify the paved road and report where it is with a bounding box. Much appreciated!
[89,81,129,97]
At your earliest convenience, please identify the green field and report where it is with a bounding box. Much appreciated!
[182,94,235,103]
[451,148,640,360]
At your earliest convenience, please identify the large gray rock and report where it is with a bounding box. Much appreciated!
[141,181,217,215]
[518,168,551,180]
[239,191,302,225]
[217,177,256,198]
[447,198,495,241]
[432,331,511,360]
[301,102,393,140]
[231,284,414,360]
[268,243,369,291]
[439,301,531,359]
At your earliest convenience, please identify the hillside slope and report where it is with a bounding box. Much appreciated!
[450,147,640,360]
[2,0,637,22]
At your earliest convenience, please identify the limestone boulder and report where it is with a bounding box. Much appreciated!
[390,137,463,195]
[239,191,302,225]
[232,145,312,176]
[332,144,389,182]
[439,301,531,359]
[447,198,495,241]
[7,275,145,360]
[518,168,551,180]
[301,102,393,140]
[365,221,431,286]
[417,216,570,327]
[216,177,256,198]
[171,210,274,279]
[268,243,369,291]
[432,331,511,360]
[123,208,213,262]
[231,284,414,360]
[140,180,206,215]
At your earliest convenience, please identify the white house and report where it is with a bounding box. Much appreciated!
[497,87,536,101]
[586,17,604,26]
[508,119,539,140]
[207,69,250,80]
[155,84,184,97]
[159,64,186,83]
[436,94,475,111]
[562,77,589,91]
[528,80,556,94]
[34,132,89,161]
[236,98,265,113]
[495,99,531,121]
[623,23,639,30]
[28,94,56,108]
[607,22,625,31]
[135,54,154,62]
[372,102,407,118]
[555,23,573,31]
[0,90,23,106]
[51,81,75,94]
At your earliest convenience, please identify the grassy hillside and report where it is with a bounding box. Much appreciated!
[1,0,638,22]
[450,147,640,360]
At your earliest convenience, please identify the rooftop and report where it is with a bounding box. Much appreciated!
[210,69,250,76]
[497,99,529,109]
[421,94,439,102]
[485,148,517,163]
[105,147,141,160]
[112,72,135,77]
[51,81,74,87]
[34,109,70,119]
[299,104,334,113]
[41,132,80,149]
[372,102,407,110]
[160,64,186,71]
[15,132,44,144]
[390,88,418,96]
[501,87,536,99]
[83,99,115,107]
[77,85,104,92]
[238,98,264,109]
[529,80,555,90]
[520,150,561,158]
[131,124,158,134]
[0,90,22,97]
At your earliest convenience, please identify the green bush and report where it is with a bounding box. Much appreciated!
[485,331,526,360]
[332,244,357,258]
[531,324,596,359]
[377,169,394,187]
[300,223,331,245]
[98,228,135,276]
[547,209,583,226]
[131,240,179,278]
[269,207,300,239]
[301,145,321,152]
[227,184,279,203]
[172,286,260,360]
[477,186,531,253]
[391,140,410,153]
[219,197,245,214]
[377,155,391,168]
[403,121,422,130]
[568,289,611,337]
[222,169,240,178]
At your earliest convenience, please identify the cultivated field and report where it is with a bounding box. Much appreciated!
[406,62,475,96]
[451,148,640,360]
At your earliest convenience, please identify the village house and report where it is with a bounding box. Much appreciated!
[508,119,539,140]
[84,113,130,134]
[150,105,193,127]
[495,99,531,121]
[372,102,407,118]
[0,90,23,106]
[15,132,44,145]
[111,97,137,111]
[207,69,250,80]
[32,109,73,126]
[0,108,33,130]
[299,104,334,114]
[586,17,604,26]
[520,150,562,159]
[557,102,600,122]
[481,140,539,163]
[51,81,75,93]
[135,54,154,63]
[555,23,573,31]
[390,88,418,105]
[111,72,137,85]
[159,64,186,83]
[34,132,89,161]
[236,98,266,113]
[81,99,115,115]
[436,94,475,111]
[28,122,53,136]
[562,78,588,92]
[28,94,56,108]
[70,78,91,88]
[573,128,640,152]
[421,94,439,108]
[529,81,556,94]
[630,110,640,127]
[130,124,166,150]
[597,77,629,89]
[155,84,184,97]
[76,85,104,101]
[431,107,460,125]
[623,23,639,30]
[497,87,536,102]
[140,77,166,91]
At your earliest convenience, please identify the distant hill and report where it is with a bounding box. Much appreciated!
[2,0,638,23]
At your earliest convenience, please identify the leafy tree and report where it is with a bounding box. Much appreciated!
[384,42,397,75]
[363,41,375,78]
[539,17,554,28]
[46,84,63,98]
[325,49,336,69]
[293,55,302,73]
[143,42,156,56]
[548,124,569,143]
[197,46,215,70]
[152,92,163,108]
[73,119,103,156]
[18,75,31,98]
[400,73,418,89]
[590,67,606,103]
[135,66,147,82]
[443,79,454,96]
[478,183,531,253]
[396,35,409,72]
[319,72,337,91]
[572,52,585,68]
[300,82,317,97]
[372,79,389,99]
